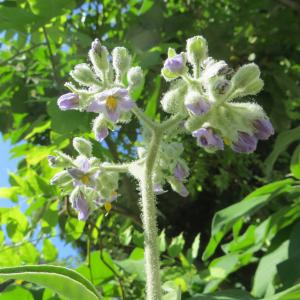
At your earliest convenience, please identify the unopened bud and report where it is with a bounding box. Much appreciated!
[70,63,99,86]
[73,137,93,157]
[112,47,131,78]
[186,36,208,66]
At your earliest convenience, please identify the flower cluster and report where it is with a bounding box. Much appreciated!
[57,38,144,142]
[161,36,274,153]
[138,141,190,197]
[49,137,119,220]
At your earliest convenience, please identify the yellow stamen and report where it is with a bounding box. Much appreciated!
[104,202,112,213]
[106,96,118,111]
[15,280,23,285]
[224,138,231,146]
[81,175,90,184]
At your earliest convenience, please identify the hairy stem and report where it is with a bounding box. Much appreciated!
[140,129,162,300]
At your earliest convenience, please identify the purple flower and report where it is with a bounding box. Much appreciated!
[254,119,274,140]
[173,163,189,181]
[185,99,210,116]
[232,132,258,153]
[57,93,80,110]
[178,184,189,197]
[72,192,90,221]
[67,156,96,187]
[153,184,167,195]
[192,128,224,151]
[86,87,133,122]
[95,126,109,142]
[164,54,184,73]
[48,155,57,167]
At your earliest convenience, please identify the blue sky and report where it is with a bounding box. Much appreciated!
[0,134,78,260]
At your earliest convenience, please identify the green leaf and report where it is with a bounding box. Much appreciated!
[188,289,255,300]
[0,285,34,300]
[168,233,185,258]
[0,187,19,202]
[28,0,75,19]
[0,265,101,300]
[264,283,300,300]
[145,76,161,117]
[191,233,201,259]
[265,127,300,177]
[203,179,293,260]
[291,144,300,179]
[252,241,289,298]
[42,239,58,262]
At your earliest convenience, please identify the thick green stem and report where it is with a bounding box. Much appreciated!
[140,130,162,300]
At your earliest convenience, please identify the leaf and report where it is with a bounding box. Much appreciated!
[28,0,75,19]
[265,127,300,177]
[203,179,293,260]
[188,289,255,300]
[290,144,300,179]
[191,233,201,259]
[264,283,300,300]
[0,285,34,300]
[0,265,101,300]
[145,76,161,117]
[252,241,289,298]
[168,233,185,258]
[0,187,19,202]
[42,239,58,262]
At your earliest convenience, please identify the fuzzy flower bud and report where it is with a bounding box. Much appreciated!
[213,79,231,95]
[253,118,274,140]
[127,66,144,87]
[92,115,109,142]
[192,128,224,152]
[186,35,208,66]
[162,49,186,81]
[57,93,80,111]
[50,171,71,186]
[230,63,264,98]
[70,63,100,86]
[73,137,93,157]
[89,39,111,81]
[184,91,210,116]
[232,132,258,153]
[112,47,131,79]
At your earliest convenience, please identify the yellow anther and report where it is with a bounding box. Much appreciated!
[224,138,231,146]
[15,280,23,285]
[81,175,90,184]
[106,96,118,111]
[104,202,112,213]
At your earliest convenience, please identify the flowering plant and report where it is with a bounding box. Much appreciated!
[50,35,273,300]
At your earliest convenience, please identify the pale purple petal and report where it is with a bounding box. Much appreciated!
[173,164,189,181]
[192,128,224,151]
[119,98,134,111]
[86,100,106,113]
[95,127,109,142]
[57,93,79,110]
[232,132,258,153]
[178,185,189,197]
[106,109,120,122]
[185,100,210,116]
[115,88,128,97]
[164,54,184,73]
[73,193,89,221]
[254,119,274,140]
[154,184,167,195]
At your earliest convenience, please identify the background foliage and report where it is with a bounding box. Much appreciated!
[0,0,300,299]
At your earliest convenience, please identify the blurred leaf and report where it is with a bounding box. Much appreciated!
[290,144,300,179]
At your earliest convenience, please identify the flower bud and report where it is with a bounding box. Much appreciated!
[70,63,100,86]
[162,50,186,81]
[50,171,71,185]
[173,163,189,182]
[168,177,189,197]
[57,93,80,110]
[89,40,111,81]
[112,47,131,78]
[92,115,109,142]
[192,128,224,152]
[213,79,231,95]
[127,66,144,87]
[231,63,264,98]
[186,35,208,66]
[70,187,90,221]
[232,132,257,153]
[48,151,73,168]
[253,118,274,140]
[161,81,187,114]
[73,137,93,157]
[184,91,210,116]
